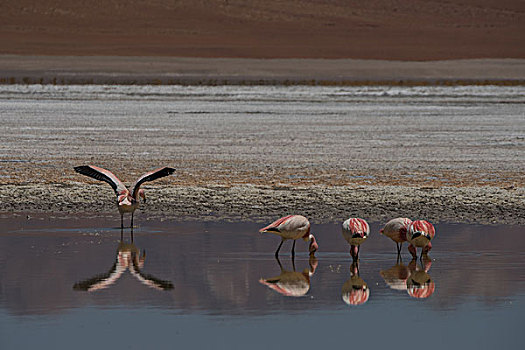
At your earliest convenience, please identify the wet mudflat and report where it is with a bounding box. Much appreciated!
[0,215,523,349]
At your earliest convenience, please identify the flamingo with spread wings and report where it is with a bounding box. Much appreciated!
[74,165,175,228]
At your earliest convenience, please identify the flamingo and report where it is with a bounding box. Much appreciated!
[74,165,175,228]
[341,218,370,261]
[380,217,412,255]
[407,220,435,259]
[259,215,318,258]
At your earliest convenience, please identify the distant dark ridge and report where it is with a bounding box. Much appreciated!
[1,76,524,86]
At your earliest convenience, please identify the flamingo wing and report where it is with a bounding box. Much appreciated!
[343,218,370,234]
[259,215,295,232]
[129,261,174,291]
[131,167,175,198]
[74,165,127,195]
[409,220,435,240]
[72,262,126,292]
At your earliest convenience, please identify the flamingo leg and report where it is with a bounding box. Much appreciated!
[120,226,123,241]
[131,212,134,229]
[408,244,417,259]
[276,255,284,271]
[291,240,296,258]
[275,240,284,258]
[120,214,124,230]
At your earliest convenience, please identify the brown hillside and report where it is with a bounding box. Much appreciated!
[0,0,524,59]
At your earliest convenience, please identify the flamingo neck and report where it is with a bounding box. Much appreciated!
[308,234,318,254]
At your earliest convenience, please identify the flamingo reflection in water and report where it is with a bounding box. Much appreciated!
[73,230,173,292]
[380,254,434,298]
[379,255,411,292]
[342,261,370,306]
[406,255,435,299]
[259,255,318,297]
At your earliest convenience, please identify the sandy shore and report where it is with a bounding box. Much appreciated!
[1,84,523,225]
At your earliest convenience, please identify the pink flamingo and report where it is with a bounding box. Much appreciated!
[407,220,435,259]
[259,215,318,258]
[74,165,175,228]
[342,218,370,261]
[380,217,412,255]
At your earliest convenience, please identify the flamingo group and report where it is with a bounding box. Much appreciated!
[260,215,435,261]
[73,166,435,260]
[72,166,438,302]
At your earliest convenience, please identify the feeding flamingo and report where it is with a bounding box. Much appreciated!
[407,220,435,259]
[342,218,370,261]
[74,165,175,228]
[380,217,412,255]
[259,215,318,258]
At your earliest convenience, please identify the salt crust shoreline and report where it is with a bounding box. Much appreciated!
[1,184,523,225]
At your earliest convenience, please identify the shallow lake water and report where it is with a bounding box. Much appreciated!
[0,215,523,349]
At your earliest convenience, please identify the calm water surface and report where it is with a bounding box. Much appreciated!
[0,215,523,349]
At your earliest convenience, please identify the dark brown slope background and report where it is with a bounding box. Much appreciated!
[1,0,524,60]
